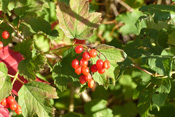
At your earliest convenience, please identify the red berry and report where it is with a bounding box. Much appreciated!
[6,96,16,104]
[84,74,92,82]
[103,60,110,69]
[75,45,83,54]
[15,105,22,114]
[98,68,105,74]
[81,66,89,75]
[10,102,18,110]
[79,75,86,84]
[90,64,98,73]
[5,103,10,108]
[0,41,3,49]
[89,49,97,58]
[83,51,91,61]
[96,59,104,69]
[71,59,79,69]
[75,66,82,75]
[80,59,88,67]
[0,98,7,107]
[88,79,95,88]
[2,31,10,39]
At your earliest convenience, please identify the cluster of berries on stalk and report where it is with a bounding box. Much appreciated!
[0,31,10,49]
[0,96,22,114]
[71,45,110,88]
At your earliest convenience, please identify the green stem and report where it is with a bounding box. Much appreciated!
[12,72,19,86]
[17,77,25,84]
[8,74,15,78]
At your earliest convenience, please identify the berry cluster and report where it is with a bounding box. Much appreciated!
[0,31,10,49]
[0,96,22,114]
[71,45,110,88]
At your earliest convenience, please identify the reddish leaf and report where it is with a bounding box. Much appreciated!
[0,104,9,117]
[0,46,27,95]
[0,46,49,95]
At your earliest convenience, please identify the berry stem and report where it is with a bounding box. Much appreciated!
[0,27,4,31]
[96,49,107,60]
[3,13,24,41]
[76,54,82,59]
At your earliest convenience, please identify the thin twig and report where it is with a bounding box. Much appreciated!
[8,74,15,78]
[132,64,153,76]
[5,21,24,41]
[111,3,119,17]
[69,85,74,112]
[46,54,61,59]
[115,0,133,12]
[110,22,124,36]
[103,20,117,24]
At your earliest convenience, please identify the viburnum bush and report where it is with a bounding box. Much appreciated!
[0,0,175,117]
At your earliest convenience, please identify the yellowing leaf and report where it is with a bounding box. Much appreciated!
[56,0,102,39]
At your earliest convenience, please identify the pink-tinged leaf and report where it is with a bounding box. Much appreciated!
[0,104,9,117]
[0,46,27,95]
[56,0,102,39]
[0,46,49,95]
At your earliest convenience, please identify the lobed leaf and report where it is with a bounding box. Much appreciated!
[0,63,12,101]
[18,81,58,117]
[18,54,47,81]
[56,0,102,39]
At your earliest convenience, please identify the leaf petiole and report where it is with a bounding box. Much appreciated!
[12,72,19,86]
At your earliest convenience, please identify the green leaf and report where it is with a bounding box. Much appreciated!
[125,28,167,58]
[168,31,175,46]
[152,93,167,111]
[18,54,46,81]
[84,99,113,117]
[0,0,10,12]
[152,78,171,93]
[52,47,80,92]
[116,10,144,35]
[143,55,173,77]
[139,5,175,23]
[34,35,50,53]
[56,0,102,39]
[0,63,12,101]
[14,39,33,58]
[18,81,58,117]
[92,44,126,86]
[24,17,51,34]
[113,102,137,117]
[168,80,175,99]
[150,102,175,117]
[137,89,153,116]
